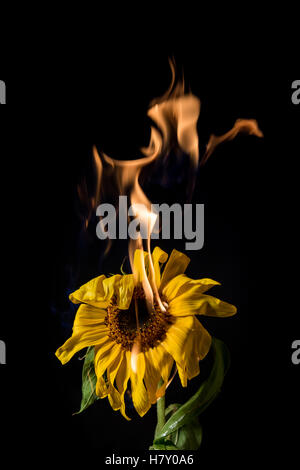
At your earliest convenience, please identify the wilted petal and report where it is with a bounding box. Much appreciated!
[170,287,237,317]
[160,249,190,290]
[130,352,151,417]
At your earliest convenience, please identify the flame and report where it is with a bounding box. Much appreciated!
[130,297,141,374]
[78,59,263,374]
[93,126,162,306]
[200,118,263,166]
[93,128,166,371]
[79,59,263,230]
[130,341,140,374]
[90,58,202,316]
[77,147,103,229]
[147,95,200,169]
[129,202,166,313]
[145,58,200,198]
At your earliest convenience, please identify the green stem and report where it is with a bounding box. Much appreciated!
[155,378,166,437]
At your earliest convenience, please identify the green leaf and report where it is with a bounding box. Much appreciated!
[158,404,203,450]
[73,346,99,415]
[165,403,181,419]
[149,440,179,450]
[154,403,182,440]
[154,337,230,441]
[173,419,203,450]
[153,420,202,450]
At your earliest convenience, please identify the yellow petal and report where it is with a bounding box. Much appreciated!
[143,350,163,404]
[148,345,174,388]
[169,318,211,387]
[186,278,221,292]
[55,332,108,365]
[160,316,194,369]
[115,351,130,395]
[170,290,237,317]
[160,249,190,291]
[55,306,109,365]
[183,317,211,380]
[70,273,135,310]
[69,274,116,307]
[102,275,125,306]
[107,351,125,410]
[115,351,131,420]
[108,351,124,388]
[192,317,212,361]
[130,352,151,417]
[96,375,109,398]
[73,304,107,333]
[94,341,122,379]
[163,274,221,302]
[144,345,174,401]
[108,387,122,411]
[177,364,188,387]
[151,246,168,289]
[117,274,135,309]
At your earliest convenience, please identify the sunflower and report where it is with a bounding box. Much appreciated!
[55,247,236,419]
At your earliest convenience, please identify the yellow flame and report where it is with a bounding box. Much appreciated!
[130,339,141,374]
[82,60,263,374]
[130,297,142,373]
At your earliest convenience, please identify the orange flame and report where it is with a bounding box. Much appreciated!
[145,58,200,198]
[79,59,263,373]
[200,118,263,166]
[93,126,162,304]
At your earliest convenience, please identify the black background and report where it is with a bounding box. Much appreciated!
[0,46,299,466]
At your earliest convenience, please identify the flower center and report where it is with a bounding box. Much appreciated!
[105,286,174,351]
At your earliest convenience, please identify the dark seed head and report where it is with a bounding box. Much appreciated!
[105,286,174,351]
